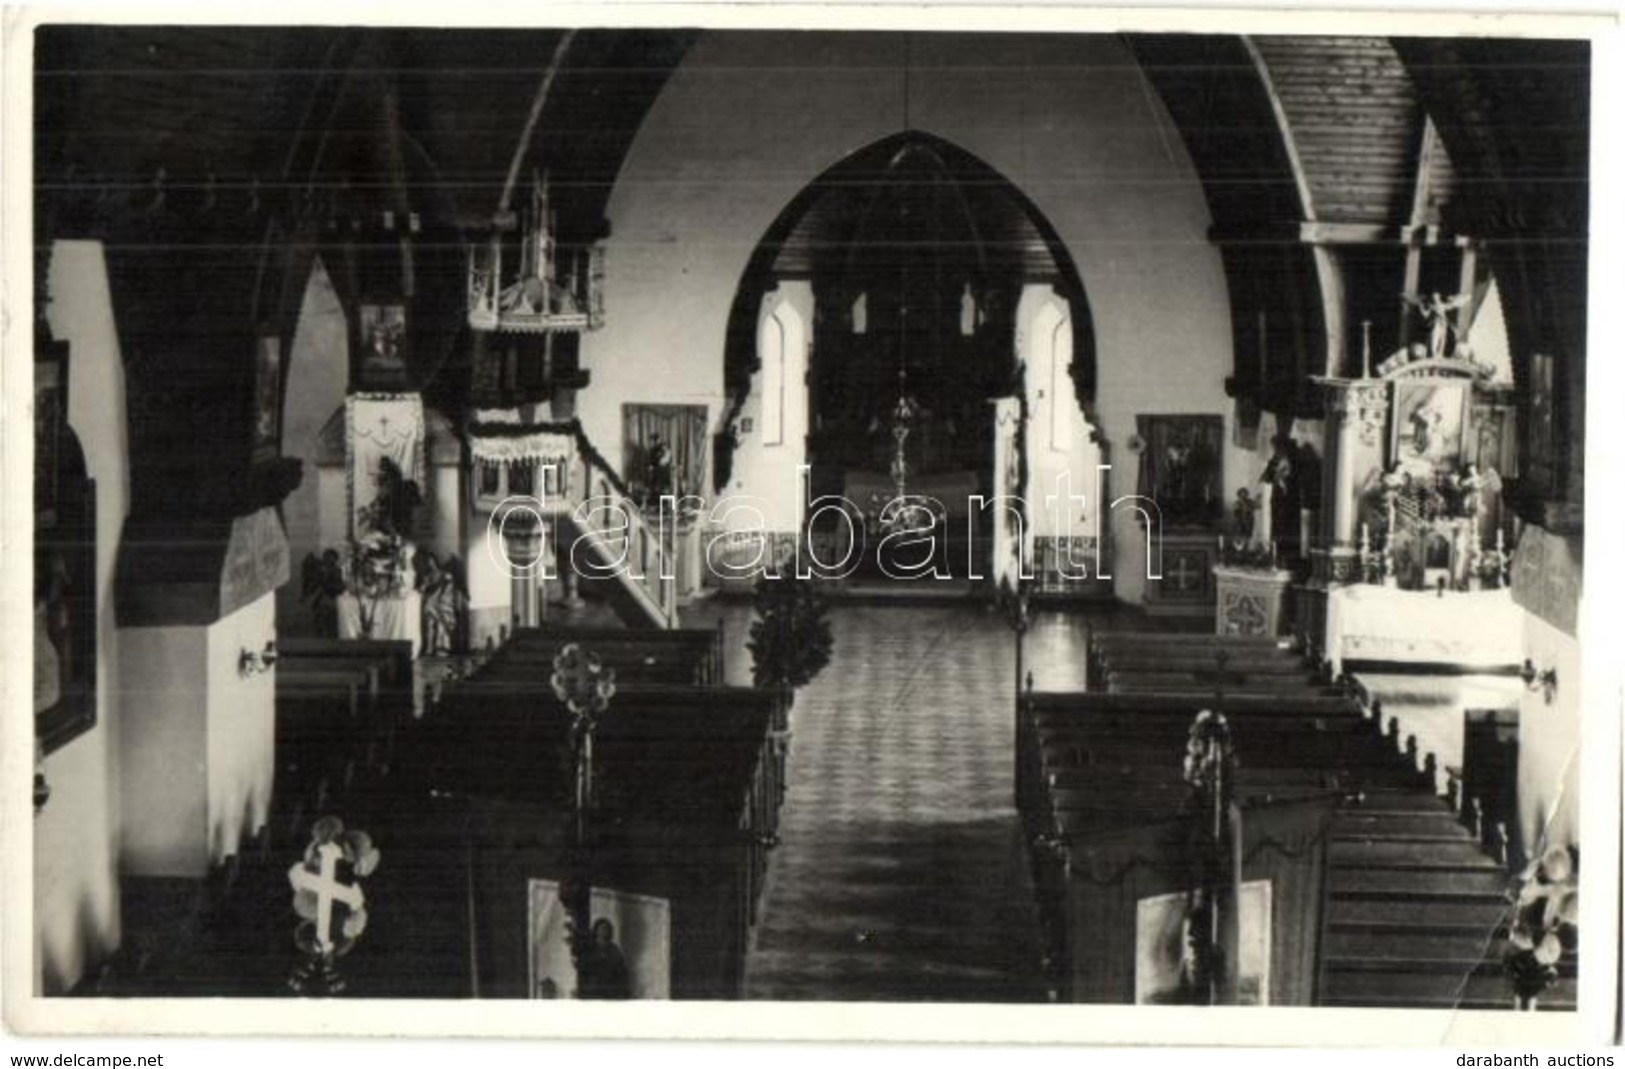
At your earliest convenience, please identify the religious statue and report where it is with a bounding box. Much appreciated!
[1454,463,1485,520]
[417,550,467,655]
[1403,292,1468,361]
[356,455,423,538]
[1230,489,1256,544]
[301,549,349,636]
[1258,434,1310,555]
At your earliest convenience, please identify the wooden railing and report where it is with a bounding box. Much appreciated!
[565,421,679,628]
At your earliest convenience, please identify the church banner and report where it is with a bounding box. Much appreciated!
[346,394,427,540]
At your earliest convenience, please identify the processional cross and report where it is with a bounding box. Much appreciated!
[288,842,366,955]
[1182,701,1237,1004]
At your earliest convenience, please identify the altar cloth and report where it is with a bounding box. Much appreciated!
[1325,584,1521,677]
[337,591,422,657]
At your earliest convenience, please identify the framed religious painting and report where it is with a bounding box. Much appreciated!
[35,340,68,527]
[527,880,672,999]
[1390,378,1469,471]
[250,332,282,464]
[1134,413,1224,530]
[36,476,98,754]
[353,296,411,390]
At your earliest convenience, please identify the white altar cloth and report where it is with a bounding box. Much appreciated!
[1325,585,1521,677]
[337,591,422,657]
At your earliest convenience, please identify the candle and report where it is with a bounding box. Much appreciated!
[1361,522,1370,546]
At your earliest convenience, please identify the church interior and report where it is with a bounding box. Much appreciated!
[23,25,1591,1011]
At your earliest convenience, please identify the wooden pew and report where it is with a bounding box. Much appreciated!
[274,638,417,832]
[1086,632,1296,682]
[1017,677,1516,1007]
[504,626,724,686]
[273,666,372,834]
[410,677,780,998]
[1103,671,1334,696]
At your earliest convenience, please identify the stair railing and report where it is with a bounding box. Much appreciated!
[564,421,678,628]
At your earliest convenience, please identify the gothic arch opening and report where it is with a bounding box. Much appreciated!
[717,132,1100,581]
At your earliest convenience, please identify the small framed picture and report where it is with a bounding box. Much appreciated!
[353,297,411,389]
[251,332,282,464]
[34,341,69,528]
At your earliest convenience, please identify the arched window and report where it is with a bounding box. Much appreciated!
[1029,295,1073,453]
[758,296,805,447]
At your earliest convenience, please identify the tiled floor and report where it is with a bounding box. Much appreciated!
[495,592,1101,1000]
[680,598,1093,1002]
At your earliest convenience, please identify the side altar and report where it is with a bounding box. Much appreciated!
[1298,344,1517,671]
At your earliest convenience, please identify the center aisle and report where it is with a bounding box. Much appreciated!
[684,601,1088,1002]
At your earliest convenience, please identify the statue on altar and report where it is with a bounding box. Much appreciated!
[1230,488,1256,543]
[356,455,423,538]
[1403,291,1468,361]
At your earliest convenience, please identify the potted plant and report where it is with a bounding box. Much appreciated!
[1504,845,1578,1010]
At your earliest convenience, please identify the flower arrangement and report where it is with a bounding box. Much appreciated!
[551,643,617,816]
[348,531,412,599]
[1504,845,1578,1009]
[550,642,618,721]
[1218,539,1278,570]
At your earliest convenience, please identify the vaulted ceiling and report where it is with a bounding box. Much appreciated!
[30,26,1590,522]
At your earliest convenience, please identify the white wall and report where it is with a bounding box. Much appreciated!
[583,31,1236,602]
[118,593,276,878]
[205,595,276,864]
[1018,284,1104,544]
[117,624,208,875]
[724,281,813,535]
[36,241,130,993]
[1517,608,1581,859]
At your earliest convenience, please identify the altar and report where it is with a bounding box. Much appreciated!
[337,591,423,657]
[1213,564,1294,636]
